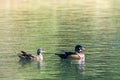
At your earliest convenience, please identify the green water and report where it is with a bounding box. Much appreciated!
[0,0,120,80]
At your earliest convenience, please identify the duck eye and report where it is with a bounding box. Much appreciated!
[78,48,81,50]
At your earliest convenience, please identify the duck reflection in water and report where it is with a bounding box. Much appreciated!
[18,57,32,67]
[37,59,44,70]
[71,59,85,74]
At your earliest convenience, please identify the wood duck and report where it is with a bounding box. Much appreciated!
[55,45,85,59]
[18,48,45,61]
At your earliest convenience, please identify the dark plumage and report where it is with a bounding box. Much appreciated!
[55,44,85,59]
[55,52,75,59]
[18,48,45,61]
[18,51,34,60]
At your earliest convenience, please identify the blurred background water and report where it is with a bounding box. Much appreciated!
[0,0,120,80]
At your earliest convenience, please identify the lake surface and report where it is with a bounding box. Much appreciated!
[0,0,120,80]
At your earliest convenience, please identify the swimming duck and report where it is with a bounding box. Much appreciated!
[18,48,45,61]
[55,45,85,60]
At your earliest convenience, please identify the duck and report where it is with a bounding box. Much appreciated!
[18,48,45,61]
[55,45,85,60]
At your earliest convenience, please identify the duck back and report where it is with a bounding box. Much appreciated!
[55,52,75,59]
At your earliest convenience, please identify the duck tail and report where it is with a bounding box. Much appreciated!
[17,53,25,59]
[21,51,27,54]
[18,51,34,59]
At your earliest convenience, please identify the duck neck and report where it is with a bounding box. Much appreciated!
[37,53,43,61]
[38,53,42,56]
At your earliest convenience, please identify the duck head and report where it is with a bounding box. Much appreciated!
[75,45,85,53]
[37,48,45,55]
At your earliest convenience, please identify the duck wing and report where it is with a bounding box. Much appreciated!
[64,52,75,56]
[55,53,67,59]
[18,51,34,59]
[55,51,75,59]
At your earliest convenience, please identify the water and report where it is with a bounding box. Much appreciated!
[0,0,120,80]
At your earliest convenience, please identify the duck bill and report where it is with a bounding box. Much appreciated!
[42,49,46,52]
[42,50,46,52]
[82,47,85,50]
